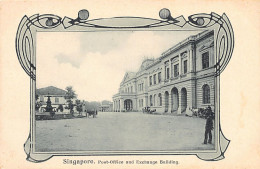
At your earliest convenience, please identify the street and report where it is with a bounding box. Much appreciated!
[35,112,215,152]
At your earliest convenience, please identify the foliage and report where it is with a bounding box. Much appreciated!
[84,101,101,111]
[35,94,39,101]
[64,86,77,115]
[75,99,83,113]
[57,104,64,112]
[35,101,42,111]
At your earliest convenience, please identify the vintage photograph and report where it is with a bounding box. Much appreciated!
[35,30,216,152]
[3,0,260,168]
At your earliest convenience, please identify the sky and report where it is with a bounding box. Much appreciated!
[36,30,202,102]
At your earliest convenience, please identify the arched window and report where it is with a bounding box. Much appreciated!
[158,93,162,106]
[203,84,210,104]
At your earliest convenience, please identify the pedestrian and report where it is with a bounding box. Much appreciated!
[204,111,213,144]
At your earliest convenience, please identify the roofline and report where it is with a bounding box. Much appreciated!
[118,30,214,85]
[160,30,214,59]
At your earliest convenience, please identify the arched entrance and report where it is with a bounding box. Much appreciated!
[124,99,133,111]
[181,88,187,113]
[171,87,179,112]
[164,91,169,112]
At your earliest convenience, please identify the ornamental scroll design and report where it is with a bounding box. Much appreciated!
[16,9,234,80]
[16,9,234,162]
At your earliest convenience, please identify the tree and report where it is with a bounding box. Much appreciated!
[75,99,83,116]
[35,101,42,112]
[35,93,41,111]
[57,104,64,112]
[35,94,39,101]
[64,86,77,115]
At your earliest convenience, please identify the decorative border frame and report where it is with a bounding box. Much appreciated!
[15,9,234,162]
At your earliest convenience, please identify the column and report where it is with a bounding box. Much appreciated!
[112,101,114,111]
[145,96,148,107]
[179,55,181,77]
[190,44,196,72]
[119,100,121,112]
[120,99,124,112]
[164,64,166,80]
[168,59,171,79]
[177,92,181,114]
[162,92,166,112]
[189,49,193,72]
[169,92,172,113]
[170,59,173,78]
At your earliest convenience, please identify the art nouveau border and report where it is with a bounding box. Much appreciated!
[16,9,234,162]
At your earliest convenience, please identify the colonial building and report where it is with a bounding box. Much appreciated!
[36,86,68,112]
[113,30,215,115]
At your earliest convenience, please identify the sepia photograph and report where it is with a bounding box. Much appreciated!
[1,0,260,168]
[35,30,216,152]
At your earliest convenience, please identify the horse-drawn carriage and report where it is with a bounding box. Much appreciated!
[86,109,98,118]
[142,106,156,114]
[189,106,215,119]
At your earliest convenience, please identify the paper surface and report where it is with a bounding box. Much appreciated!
[0,0,260,168]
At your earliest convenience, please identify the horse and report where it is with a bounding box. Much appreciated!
[86,110,98,118]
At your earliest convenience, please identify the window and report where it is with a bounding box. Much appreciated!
[174,64,179,77]
[131,86,133,93]
[184,60,187,74]
[150,95,153,106]
[141,83,143,91]
[203,84,210,104]
[139,84,142,91]
[166,67,170,79]
[55,97,59,103]
[149,76,152,86]
[158,72,161,83]
[158,93,162,106]
[202,52,209,69]
[153,74,157,85]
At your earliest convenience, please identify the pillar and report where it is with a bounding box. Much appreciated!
[178,55,181,77]
[169,92,173,113]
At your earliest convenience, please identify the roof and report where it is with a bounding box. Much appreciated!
[36,86,66,96]
[138,58,155,72]
[120,72,136,85]
[160,30,213,59]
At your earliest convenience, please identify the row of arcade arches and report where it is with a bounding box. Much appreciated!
[164,87,187,113]
[116,84,210,112]
[149,87,187,113]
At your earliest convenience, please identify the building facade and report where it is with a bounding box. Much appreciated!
[36,86,69,112]
[113,30,215,115]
